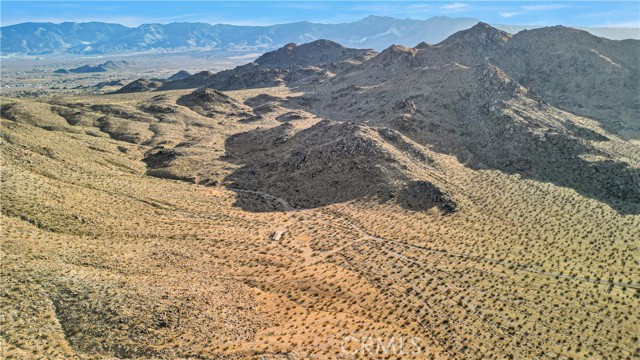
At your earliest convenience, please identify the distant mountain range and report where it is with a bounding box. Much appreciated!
[2,15,639,56]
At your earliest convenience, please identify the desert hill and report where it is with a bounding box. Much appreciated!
[495,26,640,138]
[76,79,129,92]
[55,60,130,74]
[302,23,640,214]
[176,87,252,117]
[166,70,192,81]
[3,83,639,359]
[252,40,375,70]
[311,23,639,139]
[157,40,376,91]
[113,78,163,94]
[224,120,457,212]
[108,25,640,214]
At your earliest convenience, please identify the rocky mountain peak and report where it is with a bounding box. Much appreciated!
[176,87,249,116]
[373,45,419,64]
[511,24,609,47]
[303,39,346,50]
[113,78,162,94]
[185,87,231,102]
[357,44,419,78]
[167,70,192,81]
[438,21,511,47]
[254,39,373,69]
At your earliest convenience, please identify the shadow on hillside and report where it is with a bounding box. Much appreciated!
[222,108,639,216]
[220,125,364,212]
[221,123,458,214]
[423,114,640,215]
[462,145,640,215]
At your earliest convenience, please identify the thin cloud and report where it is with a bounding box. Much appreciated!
[498,3,568,20]
[597,20,640,28]
[500,12,524,19]
[406,4,433,12]
[442,3,468,11]
[347,3,434,19]
[270,3,328,11]
[522,4,567,11]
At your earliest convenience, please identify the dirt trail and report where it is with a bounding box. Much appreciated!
[228,187,640,290]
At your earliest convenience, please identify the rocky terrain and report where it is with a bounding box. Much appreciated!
[225,120,458,212]
[113,78,164,94]
[302,23,640,213]
[166,70,192,81]
[176,88,252,117]
[157,40,376,91]
[307,23,640,137]
[2,22,640,360]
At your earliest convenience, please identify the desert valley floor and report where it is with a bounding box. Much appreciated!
[1,84,639,359]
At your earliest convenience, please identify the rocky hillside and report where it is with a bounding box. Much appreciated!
[113,78,163,94]
[112,25,640,213]
[166,70,191,81]
[224,120,457,212]
[176,88,251,117]
[253,40,375,70]
[157,40,376,91]
[108,25,640,214]
[317,23,639,138]
[495,26,640,138]
[303,23,640,214]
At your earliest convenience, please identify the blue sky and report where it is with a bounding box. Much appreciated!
[1,1,639,28]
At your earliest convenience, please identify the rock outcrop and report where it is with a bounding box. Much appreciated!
[166,70,192,81]
[113,78,163,94]
[224,120,457,212]
[176,88,251,117]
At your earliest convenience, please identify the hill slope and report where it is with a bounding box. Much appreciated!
[225,120,457,212]
[303,23,640,213]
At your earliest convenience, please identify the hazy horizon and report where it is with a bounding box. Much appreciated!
[2,1,639,28]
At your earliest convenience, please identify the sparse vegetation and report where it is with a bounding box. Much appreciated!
[1,22,639,360]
